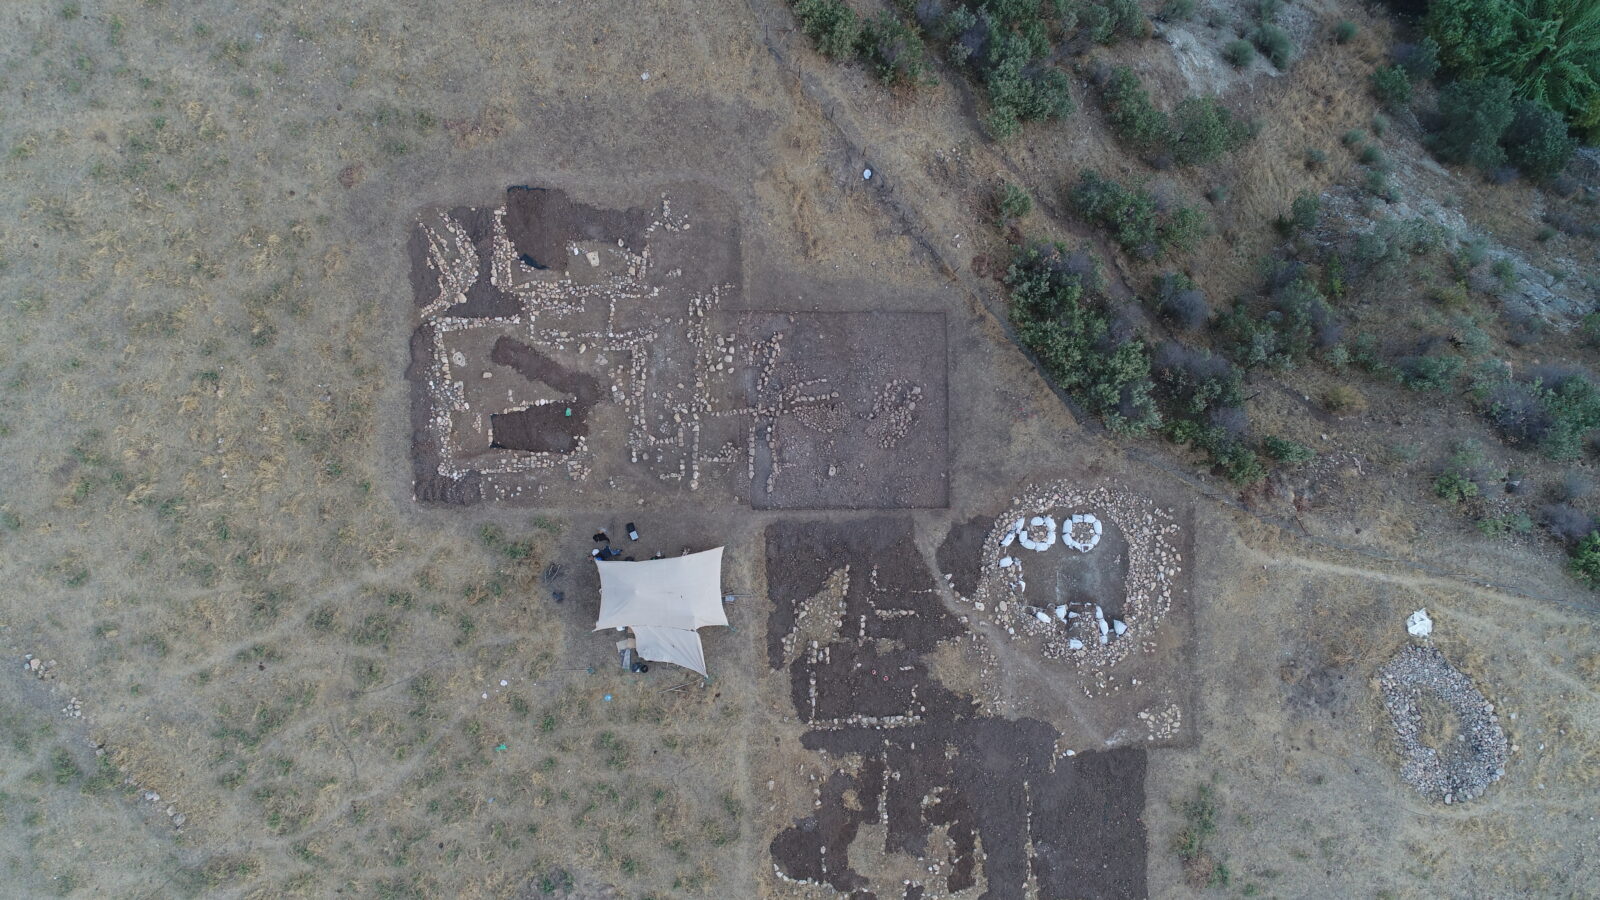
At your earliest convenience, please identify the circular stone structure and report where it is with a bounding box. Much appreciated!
[1377,644,1509,805]
[967,481,1182,670]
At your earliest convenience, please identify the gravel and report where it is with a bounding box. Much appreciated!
[1378,644,1510,805]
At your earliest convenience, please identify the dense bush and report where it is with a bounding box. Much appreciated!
[984,55,1075,138]
[1425,0,1600,141]
[933,3,1078,138]
[1503,100,1577,178]
[1481,368,1600,459]
[1006,242,1160,434]
[1253,24,1294,69]
[1432,77,1517,170]
[1168,417,1265,483]
[993,181,1033,227]
[1084,0,1150,44]
[794,0,860,59]
[1372,65,1413,110]
[1278,192,1320,234]
[1217,277,1338,370]
[1098,67,1251,164]
[1335,21,1358,44]
[1264,435,1316,464]
[1151,272,1210,330]
[1167,97,1254,165]
[1571,531,1600,587]
[1070,170,1206,259]
[1395,36,1441,82]
[1100,66,1171,153]
[859,11,933,87]
[1153,341,1243,415]
[1222,39,1255,67]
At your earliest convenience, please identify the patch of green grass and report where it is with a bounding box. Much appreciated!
[1171,778,1216,851]
[1263,436,1315,464]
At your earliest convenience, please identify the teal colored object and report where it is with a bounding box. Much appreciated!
[564,407,572,417]
[602,693,613,702]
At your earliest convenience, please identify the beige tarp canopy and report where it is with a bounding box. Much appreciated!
[594,548,726,676]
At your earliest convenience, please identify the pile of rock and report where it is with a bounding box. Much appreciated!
[21,654,55,680]
[1378,644,1509,805]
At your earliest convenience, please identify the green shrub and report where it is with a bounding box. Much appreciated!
[938,6,1075,138]
[1070,170,1206,259]
[1477,511,1533,536]
[1568,531,1600,588]
[859,11,932,87]
[1264,435,1316,464]
[1434,470,1481,503]
[1364,167,1398,201]
[793,0,860,59]
[1431,77,1515,170]
[1278,191,1320,234]
[1101,66,1171,153]
[1216,277,1336,370]
[1167,97,1253,165]
[1372,65,1413,110]
[1334,21,1358,44]
[994,181,1033,227]
[1503,100,1576,179]
[1253,24,1294,69]
[1159,0,1196,21]
[1399,352,1462,391]
[1482,370,1600,460]
[1170,421,1265,483]
[1222,39,1255,68]
[985,61,1075,139]
[1090,0,1149,44]
[1005,242,1161,433]
[1304,147,1327,168]
[1580,311,1600,346]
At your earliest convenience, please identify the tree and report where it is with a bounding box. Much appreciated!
[1426,0,1600,141]
[1503,100,1577,178]
[1372,65,1413,110]
[1431,77,1516,171]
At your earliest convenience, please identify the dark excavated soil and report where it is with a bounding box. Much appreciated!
[937,514,991,597]
[766,519,1147,900]
[503,185,651,270]
[486,336,601,453]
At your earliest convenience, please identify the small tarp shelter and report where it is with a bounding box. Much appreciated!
[593,547,727,676]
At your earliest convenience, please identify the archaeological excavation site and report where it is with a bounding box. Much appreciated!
[2,1,1598,898]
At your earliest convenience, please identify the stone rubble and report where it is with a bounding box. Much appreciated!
[1377,644,1510,805]
[964,481,1183,675]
